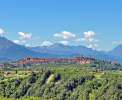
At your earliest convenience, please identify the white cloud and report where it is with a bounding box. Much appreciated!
[41,41,53,46]
[13,39,26,45]
[82,31,95,42]
[13,40,21,44]
[54,31,76,40]
[79,31,99,50]
[112,41,122,45]
[13,32,32,45]
[18,32,32,40]
[87,43,98,50]
[59,40,69,45]
[0,28,5,36]
[75,31,98,43]
[25,44,31,47]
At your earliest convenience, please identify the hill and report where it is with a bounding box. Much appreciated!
[0,63,121,100]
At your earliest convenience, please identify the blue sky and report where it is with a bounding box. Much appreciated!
[0,0,122,51]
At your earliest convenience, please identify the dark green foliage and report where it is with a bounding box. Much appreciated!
[28,72,37,84]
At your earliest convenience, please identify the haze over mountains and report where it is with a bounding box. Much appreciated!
[109,44,122,58]
[30,43,122,63]
[0,37,53,61]
[0,36,122,63]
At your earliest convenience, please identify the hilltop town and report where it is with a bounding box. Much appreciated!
[15,57,94,66]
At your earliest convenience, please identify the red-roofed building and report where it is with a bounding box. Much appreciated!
[16,57,95,66]
[0,64,4,68]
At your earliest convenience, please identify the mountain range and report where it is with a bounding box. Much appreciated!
[0,37,54,62]
[0,36,122,63]
[109,44,122,58]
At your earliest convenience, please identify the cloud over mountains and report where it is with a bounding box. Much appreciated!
[13,32,32,45]
[0,28,5,36]
[0,27,101,50]
[54,31,76,40]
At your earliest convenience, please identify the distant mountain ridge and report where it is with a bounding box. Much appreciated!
[0,37,54,61]
[30,43,122,63]
[0,36,122,63]
[109,44,122,58]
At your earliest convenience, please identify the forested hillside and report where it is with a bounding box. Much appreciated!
[0,62,121,100]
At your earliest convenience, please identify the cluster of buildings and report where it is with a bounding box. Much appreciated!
[0,57,121,69]
[15,57,95,66]
[0,64,4,68]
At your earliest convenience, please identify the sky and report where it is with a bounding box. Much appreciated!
[0,0,122,51]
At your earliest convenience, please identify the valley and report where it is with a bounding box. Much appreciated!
[0,60,121,100]
[0,0,122,100]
